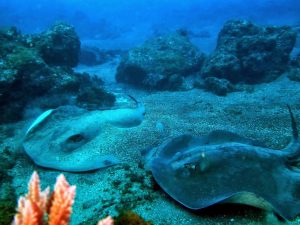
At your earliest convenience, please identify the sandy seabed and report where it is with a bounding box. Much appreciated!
[3,63,300,225]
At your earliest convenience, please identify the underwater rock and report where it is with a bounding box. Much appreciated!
[0,26,19,37]
[34,22,80,67]
[201,20,296,83]
[76,85,116,109]
[144,107,300,220]
[0,37,52,122]
[0,25,115,123]
[23,98,145,172]
[116,32,205,90]
[204,77,235,96]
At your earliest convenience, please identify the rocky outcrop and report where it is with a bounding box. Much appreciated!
[33,23,81,67]
[0,25,115,123]
[116,32,205,90]
[201,20,297,84]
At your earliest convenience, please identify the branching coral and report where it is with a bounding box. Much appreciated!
[48,174,76,225]
[13,171,75,225]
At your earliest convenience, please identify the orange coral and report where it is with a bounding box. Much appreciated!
[14,197,40,225]
[48,174,76,225]
[13,171,114,225]
[13,171,75,225]
[13,171,50,225]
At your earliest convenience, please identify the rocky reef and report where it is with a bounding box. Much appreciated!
[116,31,205,90]
[116,20,297,95]
[0,23,115,123]
[201,20,296,84]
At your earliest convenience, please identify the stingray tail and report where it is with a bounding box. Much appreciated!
[128,95,145,115]
[128,95,138,105]
[285,105,300,163]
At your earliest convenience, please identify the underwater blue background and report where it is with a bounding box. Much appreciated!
[1,0,300,52]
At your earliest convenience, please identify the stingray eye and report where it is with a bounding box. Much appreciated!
[61,133,88,153]
[67,134,85,143]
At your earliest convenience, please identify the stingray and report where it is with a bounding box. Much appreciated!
[143,106,300,220]
[23,96,145,172]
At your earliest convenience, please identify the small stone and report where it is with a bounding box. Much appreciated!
[204,76,235,96]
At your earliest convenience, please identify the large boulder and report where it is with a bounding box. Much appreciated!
[201,20,297,83]
[116,32,205,90]
[34,22,80,67]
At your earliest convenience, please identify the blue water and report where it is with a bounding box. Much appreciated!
[1,0,299,51]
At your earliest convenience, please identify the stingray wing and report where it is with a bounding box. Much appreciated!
[148,133,300,220]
